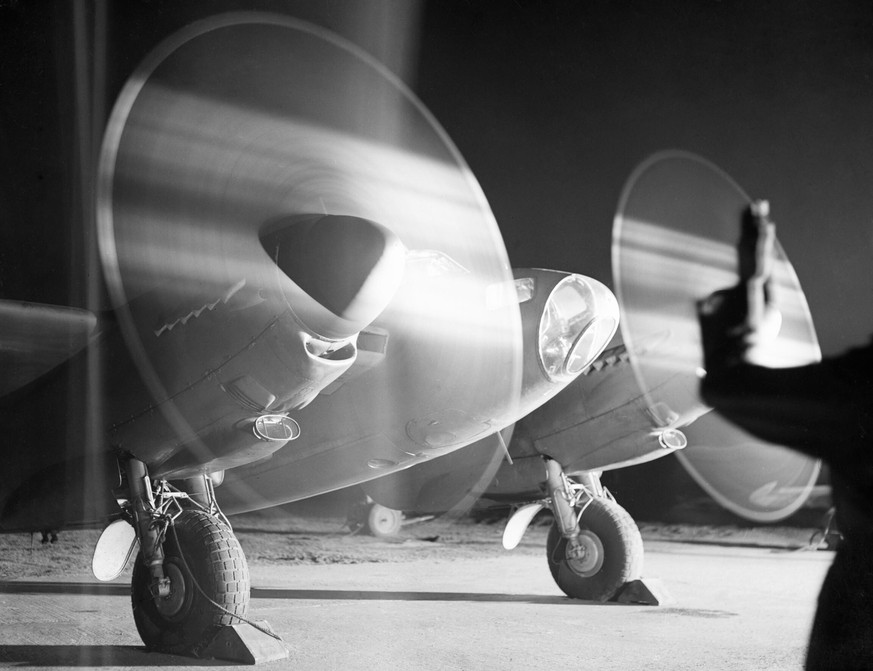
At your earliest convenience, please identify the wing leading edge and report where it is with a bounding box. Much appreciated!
[0,300,97,397]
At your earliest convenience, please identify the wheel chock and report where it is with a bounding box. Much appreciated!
[200,620,289,664]
[612,578,675,606]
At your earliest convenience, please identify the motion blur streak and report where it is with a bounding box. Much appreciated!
[100,95,498,300]
[619,218,822,373]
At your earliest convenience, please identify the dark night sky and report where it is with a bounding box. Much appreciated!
[2,0,873,355]
[413,1,873,356]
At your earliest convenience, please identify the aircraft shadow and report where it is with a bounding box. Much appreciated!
[0,645,236,667]
[652,538,810,552]
[0,581,129,596]
[250,586,621,606]
[232,526,349,537]
[0,581,630,606]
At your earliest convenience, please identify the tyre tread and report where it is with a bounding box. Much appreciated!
[546,496,643,601]
[131,508,251,652]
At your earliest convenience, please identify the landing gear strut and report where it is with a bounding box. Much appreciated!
[544,459,644,602]
[124,460,252,654]
[131,506,249,654]
[94,458,287,662]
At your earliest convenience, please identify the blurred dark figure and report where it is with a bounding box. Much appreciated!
[698,202,873,670]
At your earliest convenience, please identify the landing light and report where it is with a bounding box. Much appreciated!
[658,429,688,450]
[367,458,397,470]
[253,415,301,442]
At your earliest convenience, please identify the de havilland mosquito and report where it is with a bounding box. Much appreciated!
[349,152,823,604]
[0,10,823,663]
[0,13,621,659]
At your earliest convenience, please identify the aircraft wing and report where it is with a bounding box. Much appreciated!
[216,266,620,515]
[0,300,97,396]
[506,339,679,475]
[346,339,677,514]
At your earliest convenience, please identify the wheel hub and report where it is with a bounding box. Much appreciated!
[565,529,604,577]
[368,504,402,537]
[372,510,396,533]
[154,562,187,619]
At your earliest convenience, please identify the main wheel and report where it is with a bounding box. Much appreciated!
[546,496,643,601]
[131,509,250,654]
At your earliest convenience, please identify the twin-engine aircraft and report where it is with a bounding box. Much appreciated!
[1,10,822,660]
[0,14,620,658]
[346,151,822,603]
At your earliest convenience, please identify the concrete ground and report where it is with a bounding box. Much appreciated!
[0,516,832,670]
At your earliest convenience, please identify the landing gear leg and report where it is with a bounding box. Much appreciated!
[544,458,644,602]
[127,459,171,601]
[119,460,287,662]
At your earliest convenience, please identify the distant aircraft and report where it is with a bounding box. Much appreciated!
[0,14,620,659]
[348,151,823,603]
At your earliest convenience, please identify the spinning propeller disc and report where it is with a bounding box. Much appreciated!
[678,411,821,523]
[96,13,521,454]
[612,151,822,521]
[612,150,820,427]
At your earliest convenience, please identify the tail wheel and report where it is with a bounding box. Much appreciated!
[131,508,250,654]
[546,496,643,601]
[367,503,403,538]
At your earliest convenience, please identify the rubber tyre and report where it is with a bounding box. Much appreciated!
[366,503,403,538]
[546,496,643,602]
[131,509,250,654]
